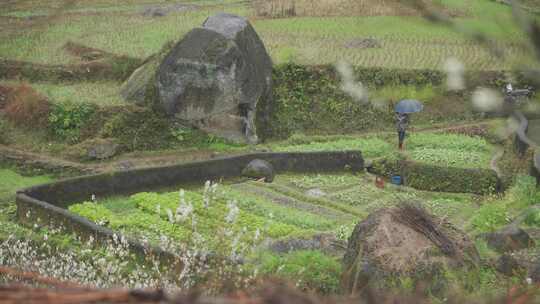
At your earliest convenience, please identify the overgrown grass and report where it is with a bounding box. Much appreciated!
[0,168,52,203]
[258,250,341,294]
[470,175,540,233]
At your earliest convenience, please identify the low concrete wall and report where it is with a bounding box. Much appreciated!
[16,151,363,263]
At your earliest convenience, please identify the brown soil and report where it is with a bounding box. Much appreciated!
[0,144,223,177]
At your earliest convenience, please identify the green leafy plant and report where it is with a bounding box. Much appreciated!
[48,101,97,143]
[471,202,510,233]
[259,250,342,294]
[169,125,192,142]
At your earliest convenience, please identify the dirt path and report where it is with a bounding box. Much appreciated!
[0,144,236,176]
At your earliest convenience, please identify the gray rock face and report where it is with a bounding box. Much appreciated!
[120,59,159,105]
[242,159,274,182]
[485,225,535,253]
[156,13,272,144]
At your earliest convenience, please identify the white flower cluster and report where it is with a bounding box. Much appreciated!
[225,200,239,224]
[1,182,271,294]
[203,181,219,209]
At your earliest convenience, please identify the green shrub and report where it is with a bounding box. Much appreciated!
[48,101,97,143]
[403,161,500,195]
[259,250,342,294]
[524,209,540,227]
[471,202,511,233]
[370,159,500,195]
[506,175,539,208]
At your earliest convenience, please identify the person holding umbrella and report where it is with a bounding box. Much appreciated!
[394,99,423,150]
[396,112,409,150]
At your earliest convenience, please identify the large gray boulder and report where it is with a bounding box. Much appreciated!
[155,13,273,144]
[242,159,274,182]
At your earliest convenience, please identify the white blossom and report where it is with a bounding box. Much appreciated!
[225,200,240,224]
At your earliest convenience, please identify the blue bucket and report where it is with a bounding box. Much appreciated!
[391,175,402,185]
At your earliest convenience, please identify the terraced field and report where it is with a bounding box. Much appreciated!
[269,132,495,169]
[0,0,536,69]
[0,80,126,106]
[63,131,495,251]
[68,171,479,251]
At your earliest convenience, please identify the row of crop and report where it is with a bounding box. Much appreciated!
[68,186,344,249]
